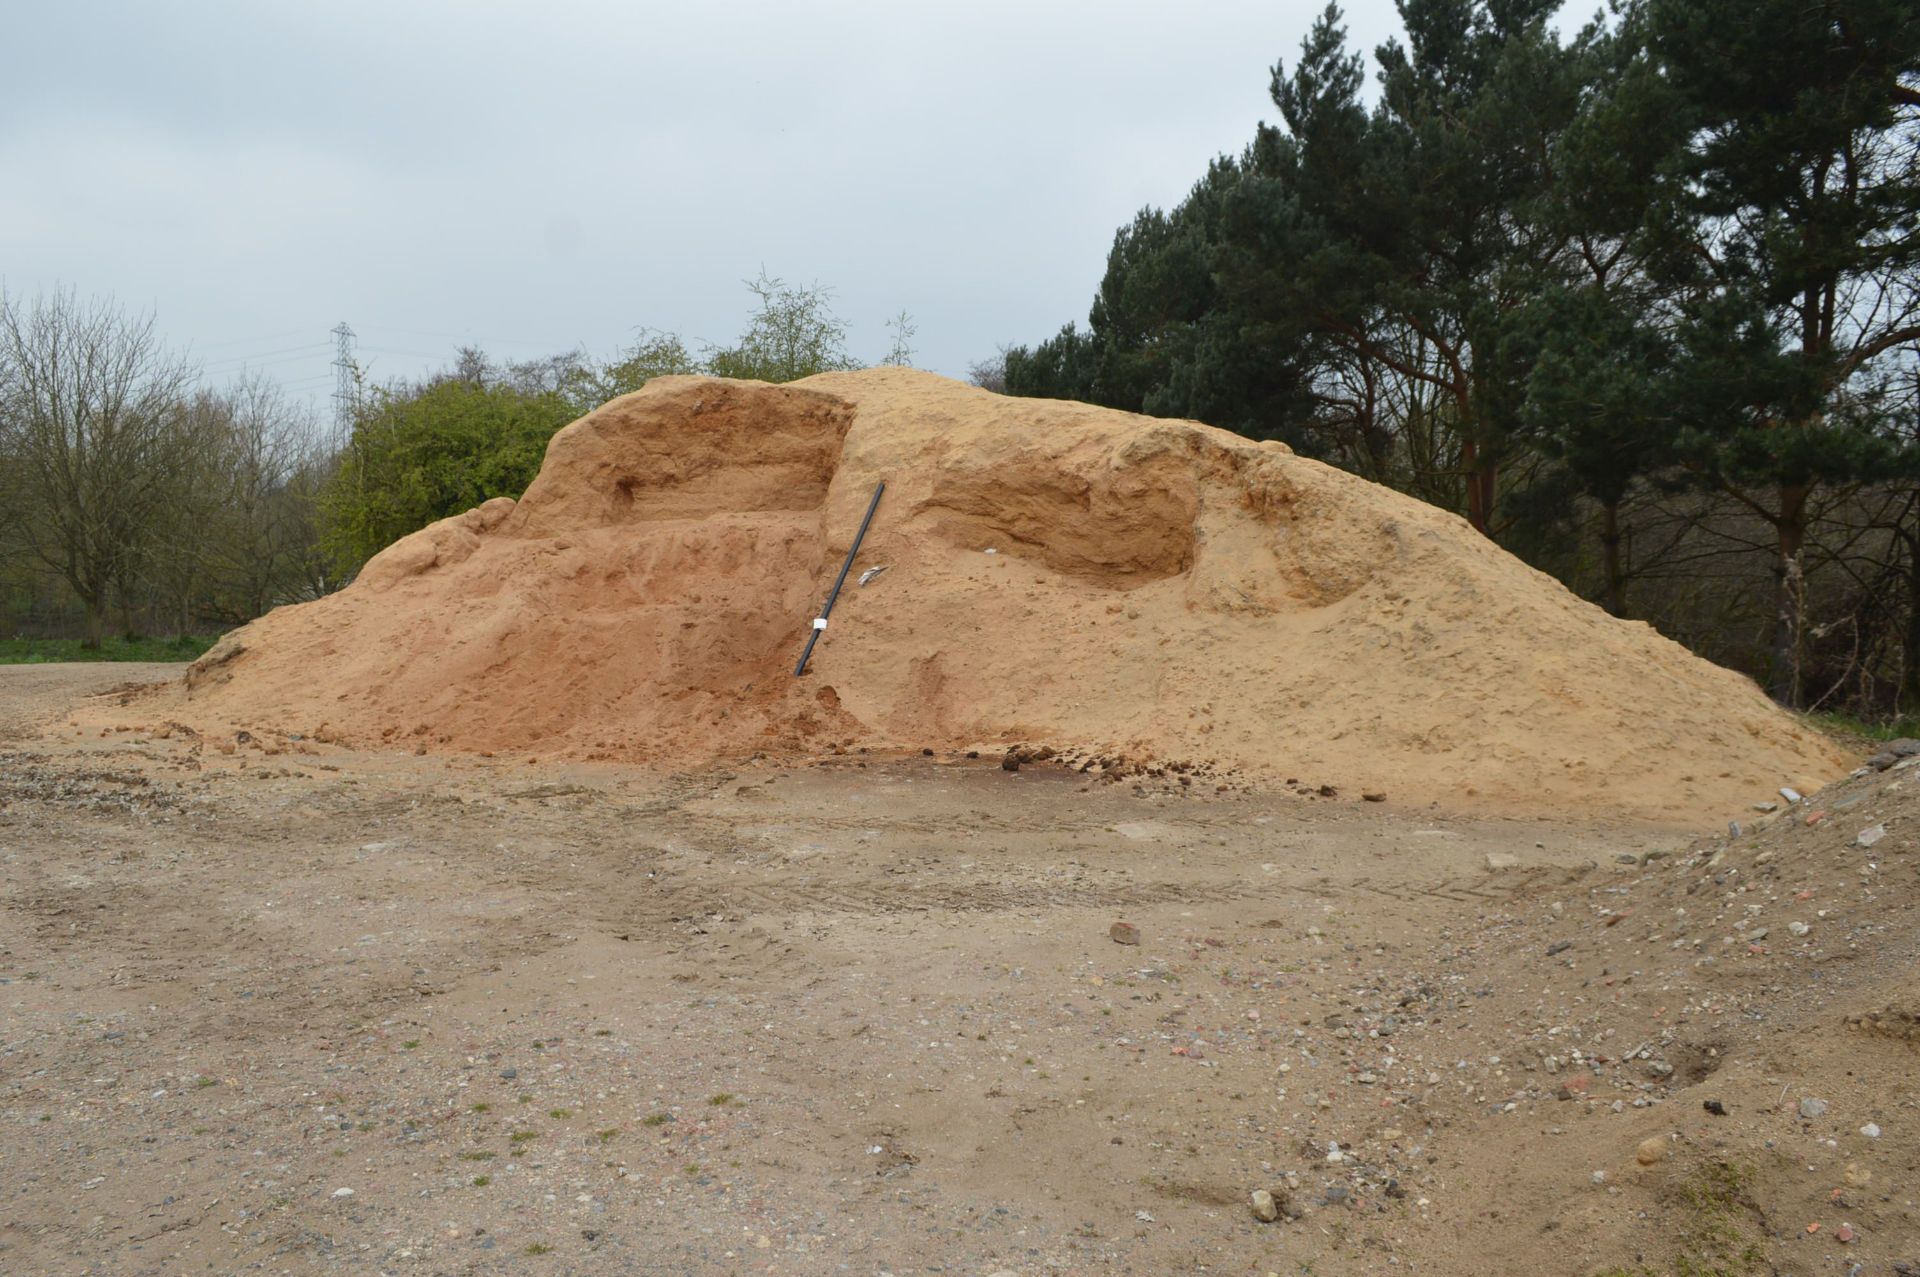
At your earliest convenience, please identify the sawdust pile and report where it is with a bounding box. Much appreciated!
[174,368,1844,820]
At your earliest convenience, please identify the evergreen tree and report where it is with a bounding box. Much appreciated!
[1645,0,1920,701]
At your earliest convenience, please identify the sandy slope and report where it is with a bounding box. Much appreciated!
[163,368,1843,822]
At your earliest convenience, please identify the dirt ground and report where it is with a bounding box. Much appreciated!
[3,665,1917,1277]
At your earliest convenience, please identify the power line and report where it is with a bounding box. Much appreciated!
[201,342,330,369]
[357,323,576,349]
[189,328,316,354]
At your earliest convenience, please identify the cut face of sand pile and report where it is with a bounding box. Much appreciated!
[173,368,1845,821]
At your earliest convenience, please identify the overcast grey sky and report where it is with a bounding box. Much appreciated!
[1,0,1410,408]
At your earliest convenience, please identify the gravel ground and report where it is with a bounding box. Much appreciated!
[2,664,1915,1276]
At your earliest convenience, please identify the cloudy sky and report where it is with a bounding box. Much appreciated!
[2,0,1412,411]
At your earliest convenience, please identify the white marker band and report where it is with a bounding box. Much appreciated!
[812,618,829,630]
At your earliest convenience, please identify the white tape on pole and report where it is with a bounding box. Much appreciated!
[812,617,829,630]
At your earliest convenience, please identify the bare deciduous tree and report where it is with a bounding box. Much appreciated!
[0,289,198,646]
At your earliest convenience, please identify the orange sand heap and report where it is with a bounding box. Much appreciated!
[174,368,1845,820]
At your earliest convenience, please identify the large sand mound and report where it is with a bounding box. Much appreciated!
[174,368,1844,820]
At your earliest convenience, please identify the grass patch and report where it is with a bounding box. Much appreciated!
[458,1151,495,1161]
[0,634,217,664]
[707,1093,733,1106]
[595,1128,618,1144]
[471,1103,490,1113]
[642,1112,672,1128]
[523,1241,550,1255]
[1596,1161,1767,1277]
[1808,710,1920,745]
[508,1130,538,1144]
[471,1174,490,1186]
[547,1108,572,1119]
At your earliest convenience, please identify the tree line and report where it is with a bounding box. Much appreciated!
[995,0,1920,715]
[0,275,910,646]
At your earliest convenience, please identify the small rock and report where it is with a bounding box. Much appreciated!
[1250,1189,1280,1223]
[1780,786,1803,804]
[1545,940,1572,956]
[1323,1184,1350,1206]
[1485,852,1520,871]
[1001,752,1020,772]
[1362,792,1386,803]
[1635,1136,1667,1166]
[1835,1223,1855,1243]
[500,1068,518,1080]
[1728,820,1742,837]
[1857,824,1886,849]
[1753,801,1778,813]
[1704,1100,1727,1116]
[1860,1123,1881,1139]
[332,1187,354,1199]
[1788,921,1810,937]
[1799,1097,1829,1119]
[1107,920,1142,946]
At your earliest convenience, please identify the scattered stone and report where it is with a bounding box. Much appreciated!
[1109,921,1141,946]
[1753,801,1778,812]
[1635,1136,1667,1166]
[1861,1123,1881,1139]
[1545,941,1572,956]
[1362,792,1386,803]
[1485,852,1520,871]
[1780,786,1803,804]
[1836,1223,1855,1243]
[1728,820,1742,838]
[331,1187,354,1199]
[1703,1100,1727,1116]
[1001,752,1020,772]
[1804,809,1828,826]
[1615,853,1640,865]
[1799,1097,1830,1120]
[1788,921,1810,937]
[1250,1189,1280,1223]
[1323,1184,1350,1206]
[1857,824,1886,849]
[500,1068,518,1080]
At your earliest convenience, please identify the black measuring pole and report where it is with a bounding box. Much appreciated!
[794,480,885,676]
